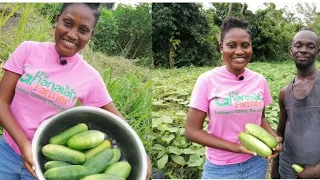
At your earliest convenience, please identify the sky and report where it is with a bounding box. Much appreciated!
[114,0,320,13]
[201,1,320,13]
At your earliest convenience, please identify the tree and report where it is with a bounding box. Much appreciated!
[295,2,318,25]
[152,3,217,68]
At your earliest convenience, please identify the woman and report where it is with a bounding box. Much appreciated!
[185,17,282,179]
[0,3,150,179]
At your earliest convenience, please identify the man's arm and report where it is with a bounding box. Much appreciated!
[271,85,288,179]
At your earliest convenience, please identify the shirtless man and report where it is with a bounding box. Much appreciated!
[271,28,320,179]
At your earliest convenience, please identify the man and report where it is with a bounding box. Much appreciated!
[271,28,320,179]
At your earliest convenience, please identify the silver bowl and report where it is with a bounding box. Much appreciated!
[32,106,147,180]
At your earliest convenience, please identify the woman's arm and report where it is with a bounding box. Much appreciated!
[100,102,125,120]
[0,71,37,178]
[185,107,256,155]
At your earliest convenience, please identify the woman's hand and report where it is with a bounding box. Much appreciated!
[20,141,38,179]
[146,155,151,180]
[267,136,283,160]
[237,143,257,156]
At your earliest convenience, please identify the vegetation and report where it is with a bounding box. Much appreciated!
[0,3,152,153]
[152,2,320,68]
[151,61,320,178]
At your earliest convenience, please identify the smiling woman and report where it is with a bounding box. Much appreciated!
[185,17,282,179]
[0,3,150,180]
[54,3,98,57]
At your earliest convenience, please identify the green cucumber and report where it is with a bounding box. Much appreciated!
[238,132,272,157]
[44,161,71,170]
[83,148,114,175]
[49,123,88,145]
[81,174,125,180]
[84,140,111,159]
[44,165,88,180]
[42,144,86,165]
[107,148,121,165]
[104,161,132,179]
[68,130,105,150]
[245,123,278,149]
[292,164,304,173]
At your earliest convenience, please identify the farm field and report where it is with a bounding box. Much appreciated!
[151,61,314,179]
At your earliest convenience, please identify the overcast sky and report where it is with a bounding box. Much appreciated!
[246,1,320,12]
[201,1,320,13]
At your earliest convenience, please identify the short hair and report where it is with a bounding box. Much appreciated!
[293,27,320,45]
[220,17,250,43]
[60,3,101,28]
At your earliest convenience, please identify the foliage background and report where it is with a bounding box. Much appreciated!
[152,2,320,68]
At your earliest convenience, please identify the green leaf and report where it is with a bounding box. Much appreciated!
[157,150,167,159]
[152,144,165,151]
[152,118,163,128]
[170,155,185,166]
[175,128,185,136]
[182,148,196,154]
[175,111,186,117]
[157,154,168,169]
[159,116,173,123]
[157,124,167,131]
[161,134,175,144]
[196,147,205,155]
[187,154,204,167]
[168,146,182,155]
[172,136,188,147]
[165,126,179,133]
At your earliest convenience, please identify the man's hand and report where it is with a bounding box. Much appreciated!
[297,165,318,179]
[20,141,38,179]
[268,136,283,159]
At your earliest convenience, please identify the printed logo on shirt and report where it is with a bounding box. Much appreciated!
[214,91,264,114]
[17,67,77,111]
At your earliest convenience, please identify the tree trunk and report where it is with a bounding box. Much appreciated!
[241,3,246,16]
[169,43,175,69]
[151,57,155,69]
[227,3,233,17]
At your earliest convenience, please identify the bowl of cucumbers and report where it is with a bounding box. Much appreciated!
[32,106,148,180]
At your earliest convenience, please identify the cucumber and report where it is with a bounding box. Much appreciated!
[44,161,71,170]
[84,140,111,159]
[292,164,304,173]
[42,144,86,165]
[49,123,88,145]
[81,174,125,180]
[245,123,278,148]
[238,132,272,157]
[107,148,121,166]
[44,165,88,180]
[68,130,105,150]
[104,161,132,179]
[83,148,114,175]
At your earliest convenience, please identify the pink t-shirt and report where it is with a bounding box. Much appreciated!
[2,41,112,155]
[189,65,272,165]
